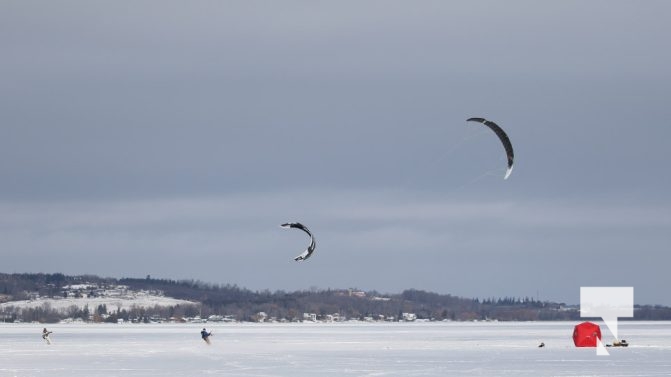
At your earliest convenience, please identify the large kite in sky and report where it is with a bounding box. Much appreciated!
[466,117,515,180]
[280,222,316,261]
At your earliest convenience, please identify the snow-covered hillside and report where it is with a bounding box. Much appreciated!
[0,293,194,312]
[0,284,195,313]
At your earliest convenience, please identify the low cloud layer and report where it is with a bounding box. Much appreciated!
[2,190,668,304]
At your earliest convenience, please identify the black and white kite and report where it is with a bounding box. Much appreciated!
[280,222,316,261]
[466,117,515,179]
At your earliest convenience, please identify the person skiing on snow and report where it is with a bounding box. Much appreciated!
[201,328,212,344]
[42,328,53,344]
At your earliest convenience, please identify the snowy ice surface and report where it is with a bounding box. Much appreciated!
[1,322,670,377]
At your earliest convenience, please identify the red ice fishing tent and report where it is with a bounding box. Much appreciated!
[573,321,602,347]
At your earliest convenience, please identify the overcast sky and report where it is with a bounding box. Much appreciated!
[2,1,670,305]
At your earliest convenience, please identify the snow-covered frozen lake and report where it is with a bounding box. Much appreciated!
[1,321,670,376]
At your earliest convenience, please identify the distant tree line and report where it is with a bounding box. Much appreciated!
[2,273,671,322]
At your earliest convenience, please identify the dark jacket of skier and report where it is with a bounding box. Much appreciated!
[42,328,53,344]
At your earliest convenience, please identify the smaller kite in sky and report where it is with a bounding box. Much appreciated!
[466,117,515,180]
[280,222,316,261]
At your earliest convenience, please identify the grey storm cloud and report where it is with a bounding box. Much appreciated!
[1,1,670,304]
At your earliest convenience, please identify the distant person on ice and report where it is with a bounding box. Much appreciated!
[201,328,212,344]
[42,328,53,344]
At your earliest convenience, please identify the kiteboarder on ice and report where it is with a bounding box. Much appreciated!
[201,328,212,344]
[42,328,53,344]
